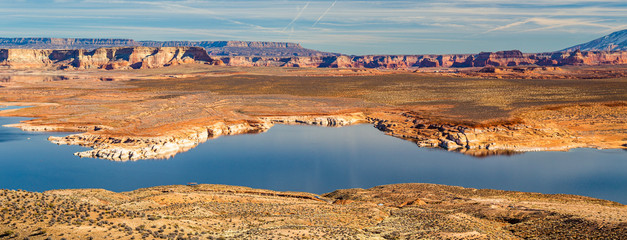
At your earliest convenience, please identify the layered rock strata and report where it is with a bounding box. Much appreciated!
[219,50,627,69]
[368,104,626,156]
[140,40,338,56]
[47,114,366,161]
[259,113,366,126]
[49,121,271,161]
[0,38,336,57]
[369,113,567,156]
[1,48,626,70]
[0,47,216,70]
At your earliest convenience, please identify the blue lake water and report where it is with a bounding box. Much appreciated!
[1,107,626,204]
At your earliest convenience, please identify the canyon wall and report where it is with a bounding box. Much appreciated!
[0,47,217,69]
[0,38,336,57]
[218,50,627,69]
[139,40,337,57]
[1,47,626,70]
[3,38,626,65]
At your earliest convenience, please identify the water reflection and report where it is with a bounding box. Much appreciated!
[0,131,30,143]
[403,138,523,157]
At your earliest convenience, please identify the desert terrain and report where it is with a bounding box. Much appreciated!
[0,45,625,239]
[1,0,626,236]
[0,183,625,239]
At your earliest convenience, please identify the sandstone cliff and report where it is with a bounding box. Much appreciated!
[0,47,216,70]
[2,36,626,67]
[0,38,336,57]
[218,50,627,69]
[140,40,337,56]
[1,47,626,70]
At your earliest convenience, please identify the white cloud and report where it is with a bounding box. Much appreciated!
[485,17,615,33]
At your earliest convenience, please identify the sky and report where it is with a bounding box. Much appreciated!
[0,0,625,55]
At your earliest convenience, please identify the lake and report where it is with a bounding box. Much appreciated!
[1,107,626,204]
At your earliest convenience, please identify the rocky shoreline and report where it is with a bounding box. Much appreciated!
[44,114,367,161]
[4,104,620,161]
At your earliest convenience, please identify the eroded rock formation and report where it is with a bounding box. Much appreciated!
[0,47,216,70]
[218,50,627,69]
[2,47,626,70]
[368,104,626,157]
[32,103,626,161]
[0,38,337,57]
[46,114,366,161]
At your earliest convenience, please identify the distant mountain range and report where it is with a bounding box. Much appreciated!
[1,30,626,60]
[0,38,338,57]
[562,29,627,52]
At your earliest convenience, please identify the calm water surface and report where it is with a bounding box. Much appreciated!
[1,107,626,203]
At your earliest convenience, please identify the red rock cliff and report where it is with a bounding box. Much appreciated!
[0,47,216,69]
[217,50,627,69]
[0,38,336,57]
[1,48,625,70]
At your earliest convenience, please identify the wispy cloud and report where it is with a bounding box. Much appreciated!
[0,0,624,54]
[484,17,614,33]
[89,26,242,39]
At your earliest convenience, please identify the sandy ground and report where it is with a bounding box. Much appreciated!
[0,183,625,239]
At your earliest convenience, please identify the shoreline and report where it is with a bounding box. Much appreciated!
[2,102,625,161]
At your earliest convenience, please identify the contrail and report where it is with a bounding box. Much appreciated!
[312,0,337,27]
[283,2,310,32]
[483,18,533,33]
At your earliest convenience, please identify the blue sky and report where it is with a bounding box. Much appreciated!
[0,0,625,54]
